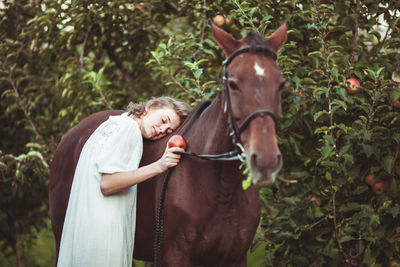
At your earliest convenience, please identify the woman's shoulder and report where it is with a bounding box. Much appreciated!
[110,112,140,133]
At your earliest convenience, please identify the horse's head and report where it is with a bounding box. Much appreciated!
[212,22,287,187]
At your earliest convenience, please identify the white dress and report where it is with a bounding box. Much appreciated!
[57,113,143,267]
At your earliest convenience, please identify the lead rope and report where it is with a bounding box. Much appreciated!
[153,168,172,267]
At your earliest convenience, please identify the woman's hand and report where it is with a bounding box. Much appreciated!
[101,146,184,196]
[157,146,184,172]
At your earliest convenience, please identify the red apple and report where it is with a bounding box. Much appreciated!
[167,135,187,150]
[394,100,400,108]
[364,173,375,186]
[372,181,388,195]
[307,194,321,206]
[346,78,360,95]
[225,16,233,26]
[213,15,225,26]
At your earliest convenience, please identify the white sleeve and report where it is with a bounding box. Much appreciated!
[95,116,143,174]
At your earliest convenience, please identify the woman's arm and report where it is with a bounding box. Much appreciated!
[100,146,183,196]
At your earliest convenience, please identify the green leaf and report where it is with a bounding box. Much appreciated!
[363,246,376,266]
[382,155,395,174]
[352,185,369,195]
[339,235,355,243]
[313,110,329,122]
[282,197,299,205]
[323,135,334,146]
[183,61,196,69]
[331,67,338,78]
[338,144,351,157]
[194,68,203,79]
[390,88,400,102]
[332,99,347,111]
[307,51,323,58]
[242,173,252,190]
[339,202,361,212]
[321,145,333,159]
[362,144,374,158]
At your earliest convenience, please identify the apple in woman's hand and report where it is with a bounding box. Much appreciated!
[168,135,187,150]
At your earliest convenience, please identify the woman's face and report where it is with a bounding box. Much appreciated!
[138,106,180,140]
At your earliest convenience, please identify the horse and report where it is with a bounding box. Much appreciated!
[49,22,287,266]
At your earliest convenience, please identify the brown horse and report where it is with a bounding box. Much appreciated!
[49,22,287,266]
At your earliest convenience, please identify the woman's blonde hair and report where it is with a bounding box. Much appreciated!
[127,96,192,123]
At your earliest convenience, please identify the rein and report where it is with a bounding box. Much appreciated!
[153,45,279,266]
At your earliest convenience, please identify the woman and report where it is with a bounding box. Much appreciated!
[57,96,192,267]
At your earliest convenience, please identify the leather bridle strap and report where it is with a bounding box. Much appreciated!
[238,109,280,134]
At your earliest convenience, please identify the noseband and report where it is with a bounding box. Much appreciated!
[223,45,280,159]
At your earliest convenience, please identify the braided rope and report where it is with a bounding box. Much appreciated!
[153,168,172,267]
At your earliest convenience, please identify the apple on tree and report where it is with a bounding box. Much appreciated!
[224,16,233,26]
[364,173,375,186]
[213,15,225,26]
[372,181,388,195]
[346,78,360,95]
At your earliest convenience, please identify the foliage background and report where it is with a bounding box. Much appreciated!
[1,0,399,266]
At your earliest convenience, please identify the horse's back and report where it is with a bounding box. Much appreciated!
[49,110,123,255]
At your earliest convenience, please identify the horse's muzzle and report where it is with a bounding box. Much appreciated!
[249,150,282,187]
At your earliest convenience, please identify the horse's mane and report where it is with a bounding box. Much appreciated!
[245,31,268,47]
[177,100,211,135]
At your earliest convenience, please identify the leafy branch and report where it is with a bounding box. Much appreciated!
[311,1,349,263]
[4,63,42,141]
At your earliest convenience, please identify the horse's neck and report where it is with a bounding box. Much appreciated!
[196,93,233,153]
[192,93,243,200]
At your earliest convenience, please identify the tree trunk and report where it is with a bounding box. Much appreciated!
[14,221,25,267]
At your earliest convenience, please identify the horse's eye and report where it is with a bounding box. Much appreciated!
[228,80,240,91]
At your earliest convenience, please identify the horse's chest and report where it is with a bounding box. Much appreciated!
[202,200,258,244]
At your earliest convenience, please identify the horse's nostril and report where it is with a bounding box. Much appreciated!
[250,152,281,170]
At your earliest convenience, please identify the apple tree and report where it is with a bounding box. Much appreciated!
[147,0,400,265]
[1,0,400,266]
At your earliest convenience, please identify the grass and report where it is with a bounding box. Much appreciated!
[1,219,268,266]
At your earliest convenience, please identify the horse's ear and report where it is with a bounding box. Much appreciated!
[265,22,288,52]
[210,21,240,57]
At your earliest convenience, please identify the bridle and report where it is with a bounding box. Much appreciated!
[153,45,282,267]
[178,45,281,161]
[223,45,280,160]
